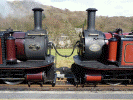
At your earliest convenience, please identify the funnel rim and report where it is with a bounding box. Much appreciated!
[32,8,44,11]
[86,8,97,11]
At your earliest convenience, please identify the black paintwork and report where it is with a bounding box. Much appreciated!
[86,8,97,31]
[24,30,48,60]
[32,8,44,31]
[0,32,6,65]
[78,8,105,60]
[73,55,133,70]
[83,30,105,60]
[0,55,54,69]
[23,8,49,60]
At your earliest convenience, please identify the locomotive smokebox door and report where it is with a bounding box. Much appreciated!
[24,8,48,60]
[25,35,47,60]
[80,8,105,60]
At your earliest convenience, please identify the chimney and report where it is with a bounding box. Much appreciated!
[32,8,44,31]
[86,8,97,31]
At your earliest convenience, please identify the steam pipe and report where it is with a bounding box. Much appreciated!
[32,8,44,31]
[86,8,97,31]
[51,41,80,57]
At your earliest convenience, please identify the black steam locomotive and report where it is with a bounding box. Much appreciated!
[71,8,133,86]
[0,8,56,87]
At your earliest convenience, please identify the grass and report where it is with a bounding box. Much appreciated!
[51,49,77,68]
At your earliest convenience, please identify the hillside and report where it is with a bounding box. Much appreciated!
[0,0,133,46]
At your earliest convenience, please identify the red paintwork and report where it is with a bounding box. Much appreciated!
[13,32,26,60]
[108,41,117,62]
[0,63,53,69]
[123,33,129,35]
[104,33,112,40]
[121,41,133,66]
[86,74,102,82]
[104,33,129,45]
[26,72,43,81]
[104,33,129,39]
[6,37,17,62]
[0,39,2,64]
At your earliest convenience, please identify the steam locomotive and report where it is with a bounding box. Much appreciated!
[71,8,133,86]
[0,8,56,87]
[0,7,133,87]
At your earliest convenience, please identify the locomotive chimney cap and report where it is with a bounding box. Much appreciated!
[86,8,97,11]
[32,8,44,11]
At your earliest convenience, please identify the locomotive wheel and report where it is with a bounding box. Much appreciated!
[52,83,55,87]
[4,80,23,85]
[105,80,122,86]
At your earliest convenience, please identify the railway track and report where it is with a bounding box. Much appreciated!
[0,78,133,91]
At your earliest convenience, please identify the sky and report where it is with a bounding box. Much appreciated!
[4,0,133,17]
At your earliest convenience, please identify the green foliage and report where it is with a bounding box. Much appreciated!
[51,49,77,68]
[42,14,46,20]
[76,19,87,28]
